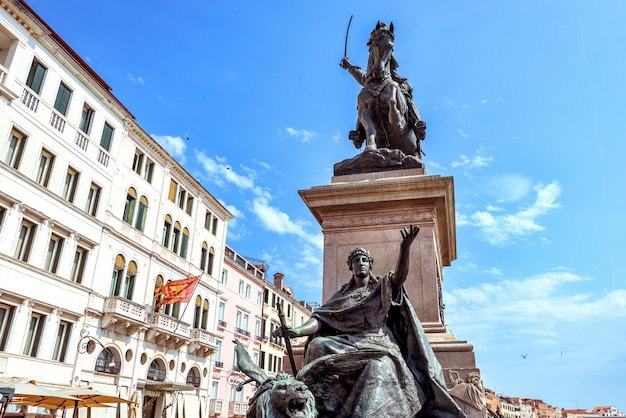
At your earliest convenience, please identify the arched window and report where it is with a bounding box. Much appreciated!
[171,222,181,253]
[147,359,166,381]
[201,299,209,330]
[208,247,215,275]
[193,296,202,328]
[123,188,137,224]
[161,215,172,247]
[95,348,121,375]
[200,242,208,271]
[110,255,125,296]
[186,367,200,388]
[135,196,148,231]
[180,227,190,258]
[124,261,137,300]
[154,275,164,310]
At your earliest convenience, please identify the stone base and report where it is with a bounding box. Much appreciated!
[299,169,456,323]
[334,148,424,176]
[299,167,481,384]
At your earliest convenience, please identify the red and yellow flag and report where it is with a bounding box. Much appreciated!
[154,275,200,310]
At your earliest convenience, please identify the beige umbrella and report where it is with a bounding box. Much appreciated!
[1,381,81,410]
[60,388,128,418]
[62,388,128,407]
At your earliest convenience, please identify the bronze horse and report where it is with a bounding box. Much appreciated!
[341,22,425,157]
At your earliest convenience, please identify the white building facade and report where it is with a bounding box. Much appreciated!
[0,2,233,418]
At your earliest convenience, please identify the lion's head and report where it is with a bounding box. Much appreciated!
[250,372,316,418]
[233,340,317,418]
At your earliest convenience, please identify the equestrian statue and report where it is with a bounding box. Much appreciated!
[340,21,426,159]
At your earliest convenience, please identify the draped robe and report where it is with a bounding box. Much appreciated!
[296,273,465,418]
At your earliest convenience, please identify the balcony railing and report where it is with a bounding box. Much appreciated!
[97,149,110,167]
[214,361,223,369]
[234,328,250,337]
[217,320,227,328]
[146,368,167,382]
[147,312,190,339]
[75,131,89,151]
[21,88,39,112]
[190,328,217,345]
[228,401,248,417]
[224,245,265,281]
[49,111,66,133]
[229,401,247,416]
[209,399,223,415]
[103,297,147,322]
[0,64,7,84]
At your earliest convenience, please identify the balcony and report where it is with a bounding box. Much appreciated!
[229,401,247,417]
[75,131,89,151]
[188,327,218,357]
[0,64,18,100]
[49,111,66,133]
[101,296,147,335]
[21,88,39,112]
[209,399,223,415]
[145,312,190,349]
[234,328,250,341]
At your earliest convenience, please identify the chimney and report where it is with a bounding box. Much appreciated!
[273,272,284,290]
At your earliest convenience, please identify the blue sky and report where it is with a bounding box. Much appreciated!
[29,0,625,410]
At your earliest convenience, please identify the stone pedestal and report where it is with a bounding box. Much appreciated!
[298,168,477,372]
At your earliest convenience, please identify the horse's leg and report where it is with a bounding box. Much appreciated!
[358,93,378,150]
[383,84,406,130]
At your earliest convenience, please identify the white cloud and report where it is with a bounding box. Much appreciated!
[484,267,502,276]
[222,203,244,241]
[451,151,493,169]
[196,151,255,190]
[151,134,186,163]
[194,151,322,249]
[425,159,446,171]
[127,72,145,85]
[251,196,322,249]
[285,127,317,142]
[253,159,273,171]
[446,270,626,343]
[457,129,469,138]
[460,181,561,246]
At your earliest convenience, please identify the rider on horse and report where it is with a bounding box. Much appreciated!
[340,22,426,155]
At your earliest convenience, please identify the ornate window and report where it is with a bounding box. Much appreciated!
[147,359,166,381]
[186,368,200,388]
[95,348,121,374]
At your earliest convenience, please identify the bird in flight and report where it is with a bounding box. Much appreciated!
[521,354,528,359]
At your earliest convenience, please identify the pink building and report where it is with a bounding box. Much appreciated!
[209,246,265,417]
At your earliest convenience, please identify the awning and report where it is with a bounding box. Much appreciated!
[140,383,195,393]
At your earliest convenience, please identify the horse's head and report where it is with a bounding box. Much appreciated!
[366,21,395,80]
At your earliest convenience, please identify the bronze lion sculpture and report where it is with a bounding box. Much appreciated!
[234,340,317,418]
